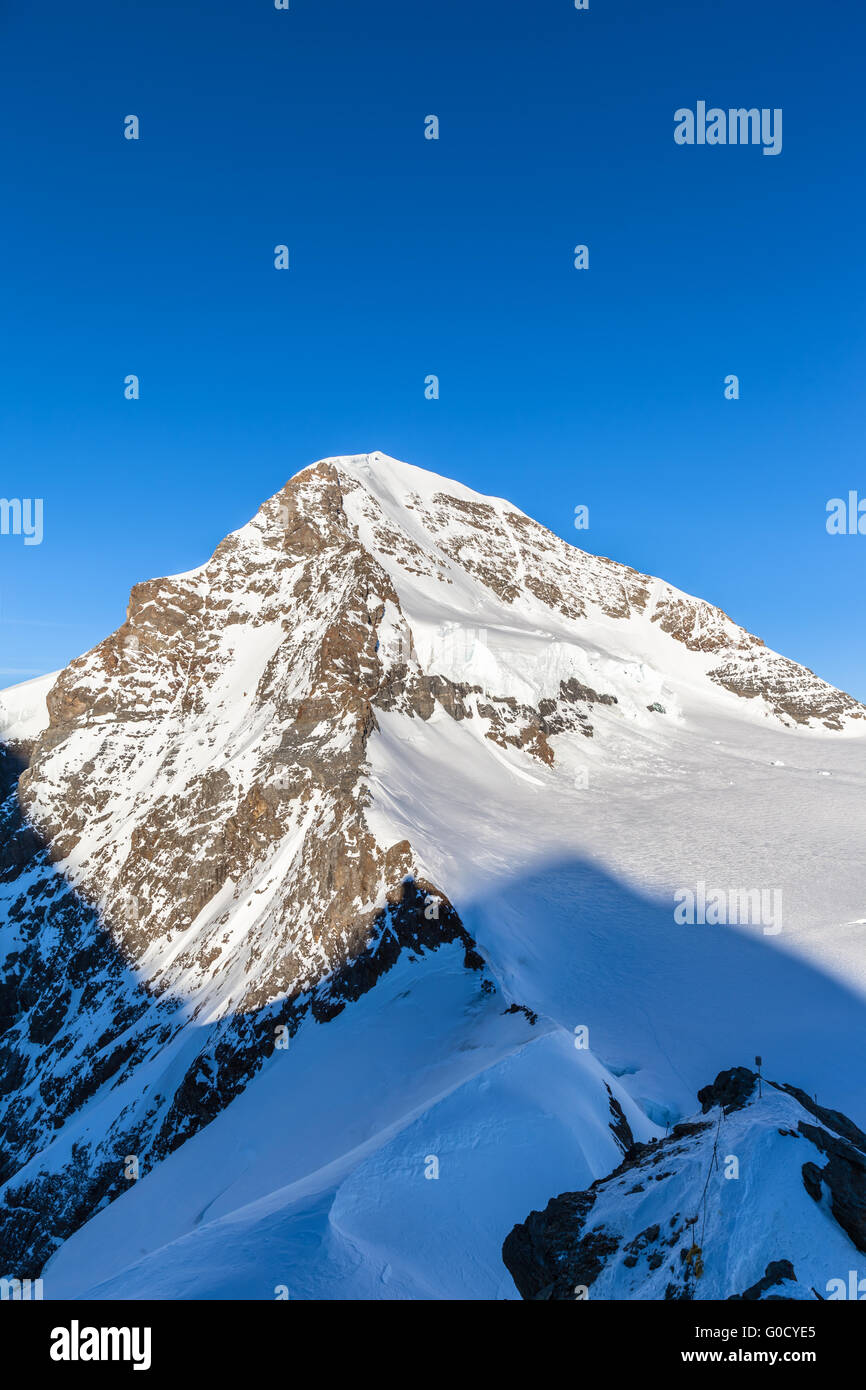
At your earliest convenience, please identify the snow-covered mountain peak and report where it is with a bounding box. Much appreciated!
[283,451,863,734]
[2,449,865,1298]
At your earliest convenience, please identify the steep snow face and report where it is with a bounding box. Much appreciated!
[335,451,865,733]
[1,450,865,1296]
[0,671,57,747]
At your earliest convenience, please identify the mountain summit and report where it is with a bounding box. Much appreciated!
[2,451,865,1298]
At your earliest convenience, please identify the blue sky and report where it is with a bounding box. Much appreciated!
[2,0,865,697]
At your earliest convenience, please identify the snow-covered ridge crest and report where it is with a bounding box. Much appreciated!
[504,1066,866,1302]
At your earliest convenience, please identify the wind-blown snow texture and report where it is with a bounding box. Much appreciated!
[1,451,865,1300]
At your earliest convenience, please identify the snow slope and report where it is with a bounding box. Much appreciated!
[46,951,651,1300]
[0,670,57,744]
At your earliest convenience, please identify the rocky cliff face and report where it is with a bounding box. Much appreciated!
[1,451,863,1280]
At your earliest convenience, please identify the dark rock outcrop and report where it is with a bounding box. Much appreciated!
[797,1122,866,1253]
[697,1066,758,1115]
[730,1260,798,1301]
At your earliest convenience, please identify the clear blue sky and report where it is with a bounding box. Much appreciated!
[2,0,865,698]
